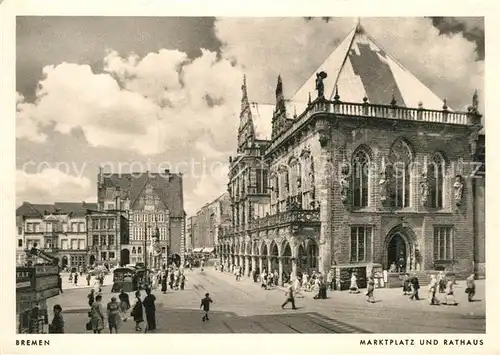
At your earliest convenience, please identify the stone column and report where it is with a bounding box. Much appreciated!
[251,256,256,274]
[316,119,333,274]
[267,258,272,274]
[291,258,297,281]
[244,256,250,277]
[278,257,283,285]
[259,257,263,274]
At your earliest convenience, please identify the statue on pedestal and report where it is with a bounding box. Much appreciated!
[453,175,464,206]
[315,71,328,99]
[420,172,429,207]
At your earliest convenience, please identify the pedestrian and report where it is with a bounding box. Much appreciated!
[161,273,168,294]
[74,273,78,286]
[366,276,376,303]
[131,291,144,332]
[428,275,440,305]
[106,296,121,334]
[88,289,95,307]
[409,274,420,300]
[169,272,175,290]
[69,273,73,283]
[281,285,297,310]
[142,288,156,333]
[57,274,63,294]
[445,277,458,306]
[200,292,213,322]
[327,270,334,291]
[402,273,411,295]
[86,273,91,286]
[118,289,130,321]
[349,273,360,294]
[465,273,476,302]
[48,304,64,333]
[200,260,205,272]
[89,295,105,334]
[180,274,186,290]
[438,271,447,293]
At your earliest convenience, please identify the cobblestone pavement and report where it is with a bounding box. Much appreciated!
[48,268,485,334]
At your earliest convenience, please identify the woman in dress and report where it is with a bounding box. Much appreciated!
[349,273,360,294]
[466,274,476,302]
[366,276,375,303]
[131,291,144,332]
[118,289,130,322]
[402,273,411,295]
[445,277,458,305]
[89,295,105,334]
[106,296,121,333]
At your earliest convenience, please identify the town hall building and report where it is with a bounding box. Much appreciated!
[216,23,484,288]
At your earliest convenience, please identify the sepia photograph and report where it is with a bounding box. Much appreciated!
[5,7,491,351]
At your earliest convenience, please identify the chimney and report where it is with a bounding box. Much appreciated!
[98,165,104,187]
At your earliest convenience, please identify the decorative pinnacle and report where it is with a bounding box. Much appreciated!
[334,85,340,101]
[390,93,397,106]
[308,92,312,105]
[442,99,448,111]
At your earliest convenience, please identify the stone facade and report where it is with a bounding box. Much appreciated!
[216,25,484,286]
[192,193,231,249]
[16,202,97,268]
[97,169,185,267]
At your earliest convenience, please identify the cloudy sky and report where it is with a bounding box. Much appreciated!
[16,17,484,216]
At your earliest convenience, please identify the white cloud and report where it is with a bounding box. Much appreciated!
[16,18,484,214]
[16,169,93,205]
[215,17,484,113]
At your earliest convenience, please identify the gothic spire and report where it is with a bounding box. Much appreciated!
[275,75,286,114]
[237,74,255,152]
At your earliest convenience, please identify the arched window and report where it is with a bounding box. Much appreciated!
[428,153,445,208]
[389,138,413,208]
[352,148,370,208]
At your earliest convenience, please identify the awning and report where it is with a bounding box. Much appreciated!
[192,248,204,253]
[202,247,215,253]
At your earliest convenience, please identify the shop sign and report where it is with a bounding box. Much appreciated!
[35,275,59,291]
[35,265,59,276]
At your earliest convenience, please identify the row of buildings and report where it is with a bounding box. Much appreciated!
[214,23,485,286]
[16,169,186,269]
[186,193,231,253]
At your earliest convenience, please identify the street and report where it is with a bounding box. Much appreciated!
[48,268,486,334]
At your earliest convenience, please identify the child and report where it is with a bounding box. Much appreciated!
[200,293,213,322]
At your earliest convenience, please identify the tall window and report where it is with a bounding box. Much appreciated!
[92,235,99,246]
[256,169,269,194]
[389,138,413,208]
[350,226,371,262]
[92,219,99,230]
[352,148,370,208]
[108,235,115,246]
[428,153,445,208]
[434,226,453,260]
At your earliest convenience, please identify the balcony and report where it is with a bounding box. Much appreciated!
[250,208,320,231]
[267,99,481,154]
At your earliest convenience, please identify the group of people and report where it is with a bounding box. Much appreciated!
[402,272,477,306]
[86,287,157,333]
[347,273,377,303]
[146,265,187,293]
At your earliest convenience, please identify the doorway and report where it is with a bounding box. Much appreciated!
[387,233,407,272]
[120,248,130,265]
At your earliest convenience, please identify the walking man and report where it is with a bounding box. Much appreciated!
[466,273,476,302]
[200,293,213,322]
[409,274,420,300]
[281,285,297,310]
[142,288,157,333]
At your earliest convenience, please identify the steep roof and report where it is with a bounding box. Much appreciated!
[101,172,184,218]
[16,202,97,218]
[291,24,450,111]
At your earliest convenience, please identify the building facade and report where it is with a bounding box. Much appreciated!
[16,202,96,268]
[217,24,484,285]
[193,193,231,250]
[97,169,186,266]
[86,209,128,268]
[186,216,196,253]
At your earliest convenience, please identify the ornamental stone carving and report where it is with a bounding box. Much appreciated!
[419,172,429,207]
[453,175,464,206]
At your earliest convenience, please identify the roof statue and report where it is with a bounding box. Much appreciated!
[315,71,328,99]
